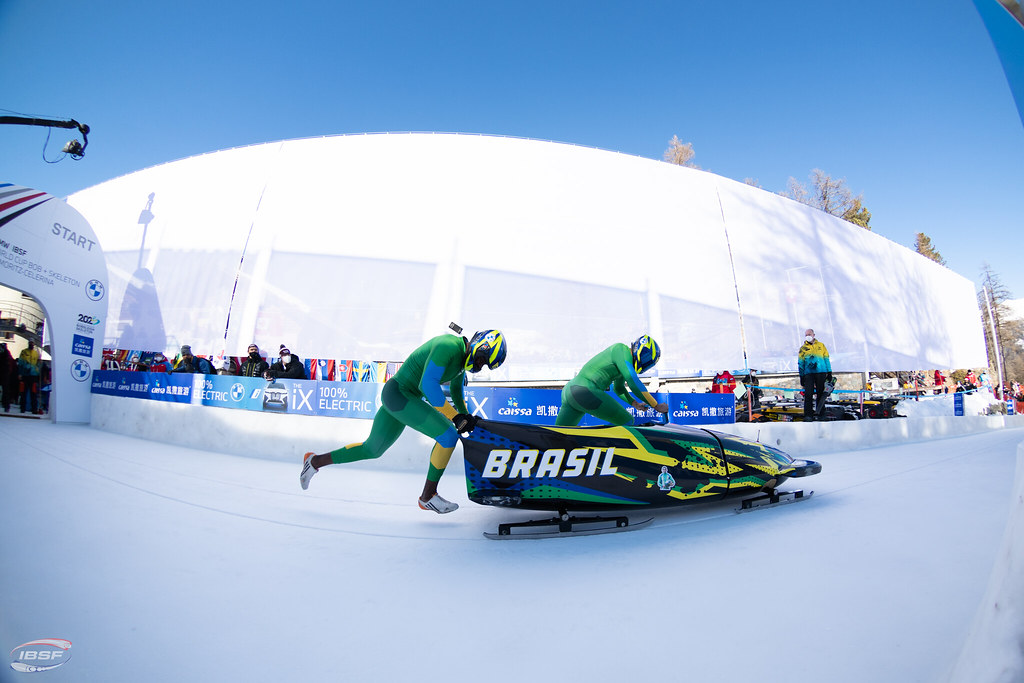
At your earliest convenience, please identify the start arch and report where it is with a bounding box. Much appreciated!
[0,184,108,423]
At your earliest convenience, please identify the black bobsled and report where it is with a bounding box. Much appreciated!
[460,419,821,537]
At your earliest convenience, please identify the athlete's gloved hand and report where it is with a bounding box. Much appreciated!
[654,402,669,413]
[452,413,479,434]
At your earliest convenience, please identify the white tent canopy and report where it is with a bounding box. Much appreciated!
[67,133,987,380]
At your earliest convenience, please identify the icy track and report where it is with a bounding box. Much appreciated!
[2,418,1023,682]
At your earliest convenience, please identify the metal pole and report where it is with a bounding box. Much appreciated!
[982,286,1005,395]
[716,189,749,373]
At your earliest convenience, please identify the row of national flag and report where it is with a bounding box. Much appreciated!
[306,358,401,383]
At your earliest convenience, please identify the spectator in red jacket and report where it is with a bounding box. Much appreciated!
[711,370,736,394]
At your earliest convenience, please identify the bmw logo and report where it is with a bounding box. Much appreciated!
[230,383,245,401]
[70,359,92,382]
[85,279,105,301]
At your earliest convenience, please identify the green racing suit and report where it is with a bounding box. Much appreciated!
[329,334,468,482]
[555,343,661,427]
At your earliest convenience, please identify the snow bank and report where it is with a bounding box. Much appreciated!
[897,391,1006,419]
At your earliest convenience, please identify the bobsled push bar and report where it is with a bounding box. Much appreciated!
[484,509,653,540]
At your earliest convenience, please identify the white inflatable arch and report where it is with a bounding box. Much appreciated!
[0,184,108,422]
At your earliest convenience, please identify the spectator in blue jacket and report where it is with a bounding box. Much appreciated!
[171,345,214,374]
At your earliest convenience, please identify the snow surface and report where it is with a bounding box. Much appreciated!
[896,390,1007,419]
[1,416,1023,682]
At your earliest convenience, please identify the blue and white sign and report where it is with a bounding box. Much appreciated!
[71,333,94,358]
[463,386,735,425]
[91,372,737,425]
[85,278,105,301]
[91,371,192,402]
[195,375,265,410]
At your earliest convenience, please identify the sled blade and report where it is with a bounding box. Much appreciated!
[736,489,813,513]
[484,516,653,540]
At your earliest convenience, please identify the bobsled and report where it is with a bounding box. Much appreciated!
[460,419,821,538]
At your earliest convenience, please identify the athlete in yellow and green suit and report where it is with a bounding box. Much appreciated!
[299,330,507,513]
[555,335,668,427]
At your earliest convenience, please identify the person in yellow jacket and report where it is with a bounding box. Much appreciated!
[18,340,41,414]
[798,329,832,421]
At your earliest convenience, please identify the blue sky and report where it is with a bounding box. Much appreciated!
[2,0,1022,298]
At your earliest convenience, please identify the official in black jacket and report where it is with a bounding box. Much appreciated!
[265,345,307,380]
[240,344,270,378]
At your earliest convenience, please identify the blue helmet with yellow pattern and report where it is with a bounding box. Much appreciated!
[631,334,661,374]
[466,329,507,373]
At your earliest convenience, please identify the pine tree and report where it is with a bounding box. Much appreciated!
[914,233,946,265]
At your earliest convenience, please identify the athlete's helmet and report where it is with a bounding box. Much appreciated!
[631,334,661,374]
[466,329,507,373]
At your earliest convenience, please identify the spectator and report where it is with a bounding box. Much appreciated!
[18,340,41,414]
[171,345,214,374]
[555,335,668,427]
[39,361,51,413]
[149,352,171,373]
[798,328,832,421]
[265,345,307,380]
[0,343,17,413]
[739,369,762,408]
[240,344,270,378]
[711,369,736,394]
[299,330,507,514]
[934,369,945,395]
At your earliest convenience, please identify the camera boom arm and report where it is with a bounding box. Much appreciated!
[0,115,90,158]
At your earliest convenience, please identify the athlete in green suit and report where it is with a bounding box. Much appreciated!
[555,335,667,427]
[300,330,507,513]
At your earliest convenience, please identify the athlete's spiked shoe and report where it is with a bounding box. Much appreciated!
[300,452,318,490]
[418,494,459,514]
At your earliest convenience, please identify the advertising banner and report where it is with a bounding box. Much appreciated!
[461,387,735,425]
[91,371,192,403]
[92,372,735,425]
[92,371,383,418]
